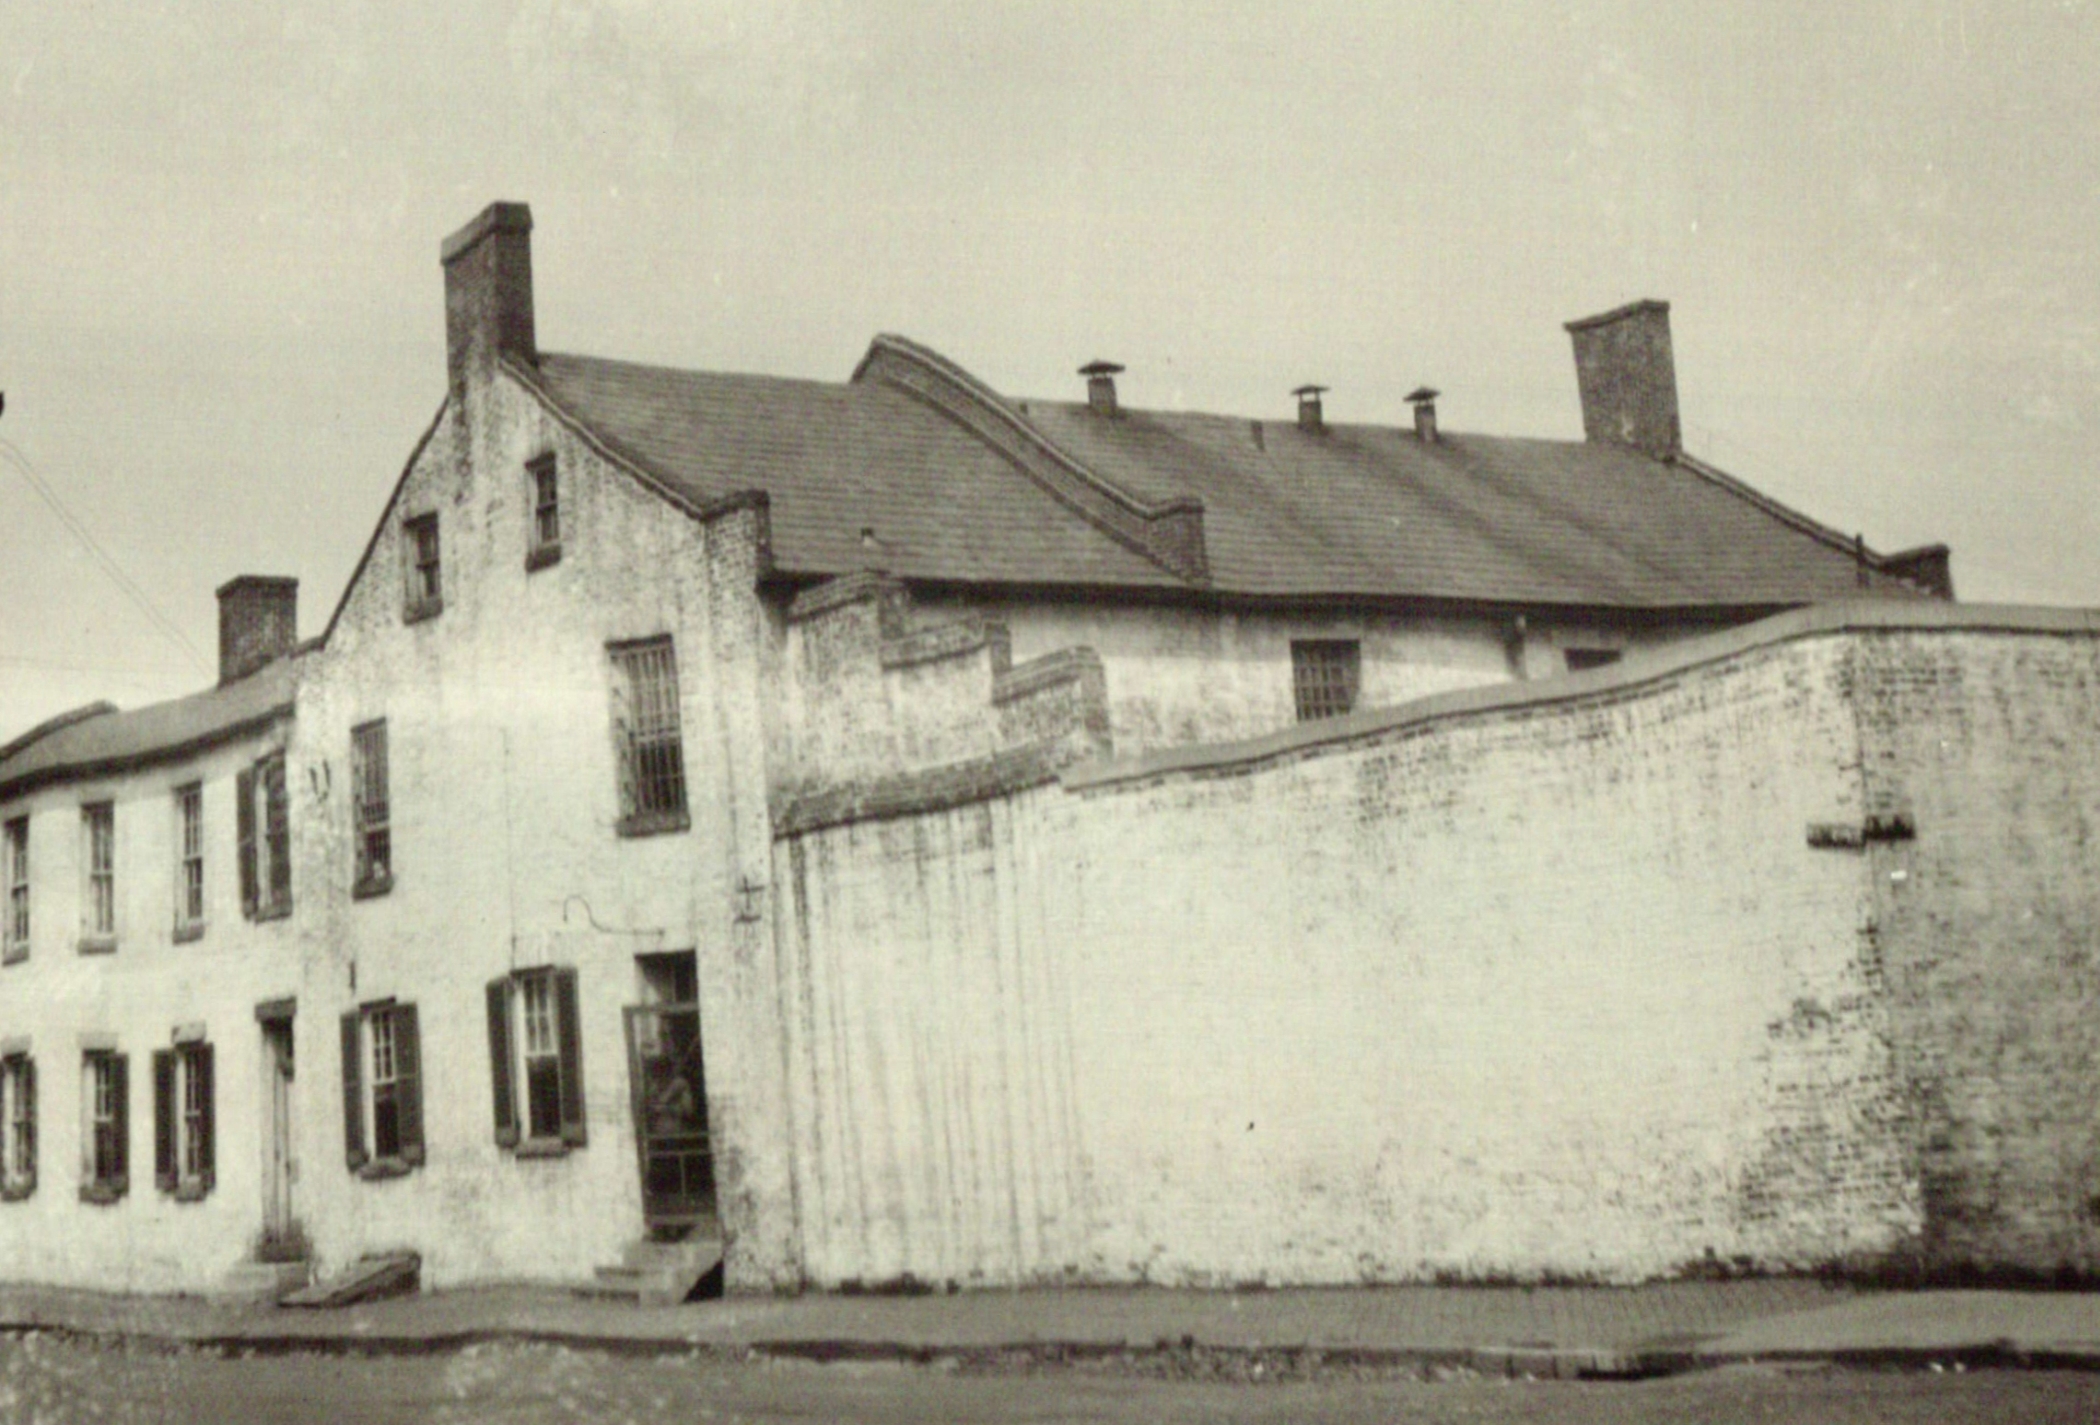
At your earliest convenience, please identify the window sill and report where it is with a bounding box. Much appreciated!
[0,1181,33,1203]
[76,935,117,956]
[617,810,691,839]
[525,541,562,573]
[513,1138,574,1160]
[169,1180,213,1203]
[79,1180,127,1205]
[1,944,24,966]
[251,902,292,925]
[355,1155,421,1182]
[352,873,394,901]
[172,922,205,944]
[403,596,444,625]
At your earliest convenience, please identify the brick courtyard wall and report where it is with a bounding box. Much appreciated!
[770,603,2100,1287]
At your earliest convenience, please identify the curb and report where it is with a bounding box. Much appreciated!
[1694,1340,2100,1374]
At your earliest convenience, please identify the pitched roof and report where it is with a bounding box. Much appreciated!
[523,338,1929,611]
[0,656,296,799]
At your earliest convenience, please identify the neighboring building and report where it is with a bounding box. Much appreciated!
[26,202,2098,1301]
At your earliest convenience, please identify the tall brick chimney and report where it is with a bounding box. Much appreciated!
[441,202,536,401]
[216,576,298,684]
[1564,299,1680,457]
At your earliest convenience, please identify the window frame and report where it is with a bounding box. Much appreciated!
[1291,639,1362,723]
[402,512,443,622]
[79,1049,128,1204]
[0,1052,35,1201]
[608,636,690,837]
[173,783,205,941]
[341,1001,424,1180]
[350,720,393,899]
[152,1039,214,1202]
[3,816,27,964]
[79,801,116,952]
[525,453,561,571]
[238,753,293,922]
[486,966,587,1156]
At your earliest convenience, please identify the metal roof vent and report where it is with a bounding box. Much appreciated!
[1293,384,1327,434]
[1406,386,1440,444]
[1080,360,1124,417]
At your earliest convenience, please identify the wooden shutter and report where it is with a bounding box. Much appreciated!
[340,1012,366,1170]
[394,1004,424,1165]
[554,966,586,1148]
[152,1049,177,1192]
[195,1042,214,1191]
[20,1058,33,1193]
[609,654,636,820]
[236,767,258,919]
[486,978,518,1148]
[264,757,291,913]
[108,1053,128,1194]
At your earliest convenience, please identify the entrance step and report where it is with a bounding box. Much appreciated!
[586,1235,724,1307]
[217,1259,313,1305]
[280,1252,421,1308]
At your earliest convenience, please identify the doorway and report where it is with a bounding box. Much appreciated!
[625,952,715,1232]
[257,1005,302,1259]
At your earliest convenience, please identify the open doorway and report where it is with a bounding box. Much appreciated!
[624,952,714,1235]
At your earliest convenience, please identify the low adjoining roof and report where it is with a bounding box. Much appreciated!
[523,335,1930,611]
[0,657,296,800]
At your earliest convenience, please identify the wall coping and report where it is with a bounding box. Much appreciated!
[1064,599,2100,792]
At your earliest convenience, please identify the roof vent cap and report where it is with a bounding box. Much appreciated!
[1079,360,1125,417]
[1293,384,1328,434]
[1406,386,1440,444]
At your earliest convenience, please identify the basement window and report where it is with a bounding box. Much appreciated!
[5,816,28,964]
[1563,647,1623,673]
[486,966,586,1155]
[0,1051,34,1201]
[1291,640,1360,722]
[341,1001,424,1179]
[153,1038,214,1201]
[351,720,392,898]
[80,1049,128,1204]
[609,637,689,836]
[402,512,443,622]
[526,454,561,571]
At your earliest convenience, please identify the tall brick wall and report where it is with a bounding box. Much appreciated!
[770,606,2100,1287]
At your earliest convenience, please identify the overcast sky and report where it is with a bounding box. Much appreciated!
[1,1,2095,741]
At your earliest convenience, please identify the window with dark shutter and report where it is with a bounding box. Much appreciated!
[153,1049,177,1193]
[261,754,291,916]
[487,978,518,1148]
[490,966,587,1155]
[393,1004,424,1165]
[237,768,258,919]
[554,966,586,1148]
[0,1053,34,1200]
[340,1011,366,1170]
[186,1043,213,1196]
[82,1050,127,1202]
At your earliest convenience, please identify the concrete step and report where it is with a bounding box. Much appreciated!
[217,1259,313,1305]
[280,1252,420,1309]
[589,1236,724,1307]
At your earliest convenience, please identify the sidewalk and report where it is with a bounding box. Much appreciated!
[0,1278,2096,1377]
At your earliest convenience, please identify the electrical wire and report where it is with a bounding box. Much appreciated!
[0,435,211,676]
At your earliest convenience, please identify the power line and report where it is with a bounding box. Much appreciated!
[0,435,211,677]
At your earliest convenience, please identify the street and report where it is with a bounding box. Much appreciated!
[4,1335,2099,1425]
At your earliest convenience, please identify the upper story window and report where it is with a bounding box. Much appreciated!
[1563,647,1623,673]
[80,802,115,952]
[0,1051,34,1201]
[486,966,586,1154]
[342,1001,424,1179]
[173,784,204,941]
[237,753,292,922]
[152,1038,215,1201]
[351,720,392,898]
[526,454,561,570]
[80,1048,128,1204]
[1292,640,1361,722]
[608,637,689,837]
[3,817,26,964]
[402,512,442,623]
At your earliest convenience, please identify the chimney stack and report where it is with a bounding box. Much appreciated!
[216,576,298,684]
[1406,386,1440,444]
[441,202,537,401]
[1294,384,1327,434]
[1563,299,1680,457]
[1080,360,1124,417]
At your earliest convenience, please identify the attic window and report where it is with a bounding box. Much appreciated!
[526,454,561,571]
[403,513,442,622]
[1292,640,1360,722]
[1563,647,1623,673]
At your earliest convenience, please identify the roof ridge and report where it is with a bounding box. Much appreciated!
[1671,449,1875,560]
[0,700,118,764]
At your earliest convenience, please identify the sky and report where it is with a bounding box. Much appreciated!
[1,1,2096,742]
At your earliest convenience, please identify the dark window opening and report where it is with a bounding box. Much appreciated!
[352,721,392,897]
[1563,647,1624,673]
[403,513,442,621]
[610,638,688,835]
[1292,640,1361,722]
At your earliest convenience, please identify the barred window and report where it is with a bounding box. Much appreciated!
[609,638,688,835]
[352,721,392,897]
[0,1053,34,1200]
[4,817,26,962]
[403,513,442,620]
[1292,640,1360,722]
[174,784,204,937]
[527,454,561,568]
[81,803,115,948]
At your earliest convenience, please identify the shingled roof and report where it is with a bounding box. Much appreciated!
[521,334,1928,612]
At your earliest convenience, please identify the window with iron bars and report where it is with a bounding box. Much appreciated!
[173,784,204,939]
[609,637,689,836]
[3,817,26,963]
[80,803,115,950]
[351,721,392,897]
[1291,640,1361,722]
[402,512,442,621]
[526,454,561,569]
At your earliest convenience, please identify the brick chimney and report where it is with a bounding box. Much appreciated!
[216,576,298,684]
[1080,360,1124,417]
[441,202,536,401]
[1564,299,1680,457]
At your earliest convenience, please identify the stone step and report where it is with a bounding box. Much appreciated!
[218,1259,313,1305]
[280,1252,420,1309]
[590,1236,724,1307]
